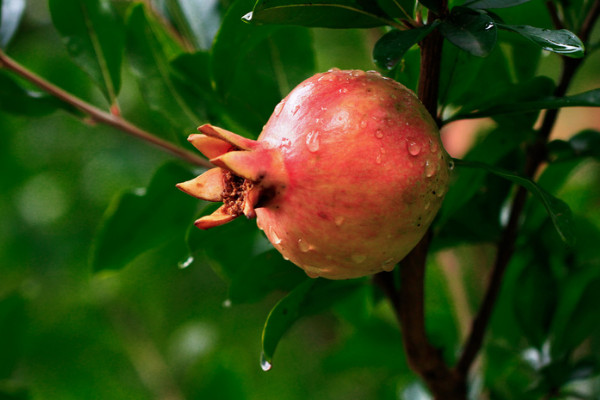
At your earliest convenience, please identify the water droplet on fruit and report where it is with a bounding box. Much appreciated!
[408,141,421,156]
[375,129,384,139]
[339,87,348,94]
[270,227,282,244]
[298,238,313,252]
[449,159,455,170]
[376,153,382,164]
[260,352,272,371]
[292,105,301,116]
[351,70,366,77]
[305,267,320,278]
[425,160,435,177]
[280,137,292,151]
[381,258,396,272]
[274,100,284,116]
[360,119,367,128]
[436,186,446,197]
[306,131,320,152]
[352,254,367,264]
[335,216,345,226]
[178,256,194,269]
[222,299,232,308]
[429,139,438,153]
[328,67,341,72]
[424,201,431,210]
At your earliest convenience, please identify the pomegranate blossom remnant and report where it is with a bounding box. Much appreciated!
[177,69,451,279]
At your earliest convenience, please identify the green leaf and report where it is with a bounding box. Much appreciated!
[247,0,390,28]
[0,71,72,116]
[373,23,439,70]
[228,249,308,304]
[448,88,600,121]
[90,162,197,272]
[165,0,221,50]
[0,0,26,48]
[418,0,443,12]
[377,0,415,19]
[498,24,584,58]
[513,254,557,348]
[439,7,497,57]
[0,293,27,379]
[463,0,531,9]
[261,278,365,367]
[454,159,575,246]
[551,271,600,355]
[125,3,203,136]
[49,0,124,105]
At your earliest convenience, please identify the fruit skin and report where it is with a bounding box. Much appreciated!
[177,69,450,280]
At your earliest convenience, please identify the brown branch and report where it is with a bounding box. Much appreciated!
[455,0,600,375]
[0,50,211,168]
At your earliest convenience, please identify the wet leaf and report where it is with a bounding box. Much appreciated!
[248,0,390,28]
[49,0,124,104]
[498,24,584,58]
[373,23,439,70]
[439,7,497,57]
[261,278,365,366]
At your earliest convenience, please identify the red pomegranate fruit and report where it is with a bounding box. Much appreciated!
[177,69,450,279]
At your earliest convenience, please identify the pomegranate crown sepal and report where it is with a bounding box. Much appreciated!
[176,124,286,229]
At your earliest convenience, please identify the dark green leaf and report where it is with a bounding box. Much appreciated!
[377,0,415,19]
[0,293,27,379]
[0,71,71,116]
[90,162,197,272]
[125,3,204,136]
[455,159,575,246]
[439,7,497,57]
[373,23,439,70]
[228,249,307,304]
[418,0,443,12]
[448,88,600,121]
[551,272,600,355]
[498,24,584,58]
[513,254,557,348]
[261,278,365,366]
[463,0,531,9]
[49,0,124,104]
[248,0,390,28]
[0,0,25,48]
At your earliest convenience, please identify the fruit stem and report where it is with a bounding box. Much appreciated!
[0,49,211,168]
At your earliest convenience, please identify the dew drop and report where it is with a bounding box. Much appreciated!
[352,254,367,264]
[298,238,313,252]
[375,129,384,139]
[260,353,272,371]
[429,139,438,153]
[334,216,345,226]
[242,11,253,22]
[270,227,282,245]
[381,258,396,272]
[304,266,320,278]
[351,70,366,77]
[280,137,292,150]
[178,256,194,269]
[274,100,284,116]
[449,159,455,170]
[436,186,446,198]
[328,67,341,72]
[222,299,232,308]
[424,201,431,210]
[283,255,290,261]
[425,160,436,178]
[360,119,368,128]
[408,141,421,156]
[306,130,320,152]
[376,153,382,164]
[338,87,348,94]
[292,104,301,115]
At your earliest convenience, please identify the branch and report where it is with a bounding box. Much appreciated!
[455,0,600,375]
[0,50,211,169]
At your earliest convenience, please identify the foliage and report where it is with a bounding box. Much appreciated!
[1,0,600,399]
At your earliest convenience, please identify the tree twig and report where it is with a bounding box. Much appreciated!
[0,49,211,168]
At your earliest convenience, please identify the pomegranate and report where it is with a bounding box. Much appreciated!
[177,69,450,279]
